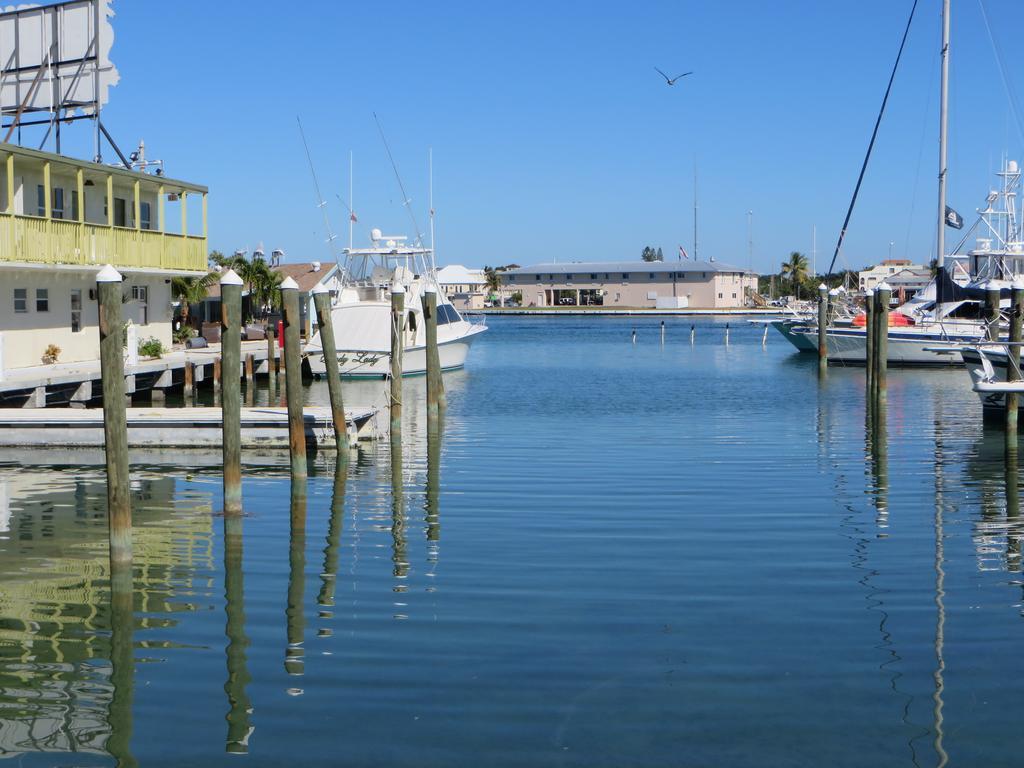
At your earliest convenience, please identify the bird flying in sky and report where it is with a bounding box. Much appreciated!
[654,67,692,85]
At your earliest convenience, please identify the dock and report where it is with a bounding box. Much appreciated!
[0,406,377,449]
[0,340,280,408]
[467,307,788,317]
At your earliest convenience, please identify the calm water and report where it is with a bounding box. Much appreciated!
[1,316,1022,766]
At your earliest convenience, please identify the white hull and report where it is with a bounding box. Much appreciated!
[306,326,484,378]
[792,324,987,366]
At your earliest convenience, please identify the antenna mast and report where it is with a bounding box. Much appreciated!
[296,116,340,263]
[937,0,950,270]
[693,157,699,262]
[429,148,436,272]
[349,150,354,252]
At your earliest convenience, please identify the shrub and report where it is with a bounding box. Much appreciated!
[174,326,196,344]
[41,344,60,364]
[138,337,165,359]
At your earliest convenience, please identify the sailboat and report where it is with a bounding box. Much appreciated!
[303,229,487,379]
[779,0,1024,366]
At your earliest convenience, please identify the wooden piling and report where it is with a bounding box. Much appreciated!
[213,356,222,391]
[184,360,194,402]
[423,287,445,418]
[312,286,347,452]
[390,286,405,438]
[1006,280,1024,435]
[245,353,254,384]
[865,288,875,392]
[817,283,828,369]
[96,264,131,567]
[266,324,277,377]
[280,277,307,481]
[107,557,136,767]
[875,282,891,404]
[220,270,243,514]
[986,282,1002,343]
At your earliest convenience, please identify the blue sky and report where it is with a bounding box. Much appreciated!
[34,0,1024,274]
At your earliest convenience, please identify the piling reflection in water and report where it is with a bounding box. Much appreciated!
[107,564,136,768]
[425,418,442,548]
[223,513,252,753]
[867,400,889,529]
[285,486,307,677]
[391,430,408,590]
[317,456,348,629]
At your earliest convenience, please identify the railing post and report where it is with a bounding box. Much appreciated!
[280,276,307,482]
[423,286,445,418]
[220,269,243,514]
[96,264,131,568]
[312,285,347,452]
[1007,280,1024,436]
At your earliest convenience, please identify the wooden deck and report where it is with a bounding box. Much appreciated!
[0,406,377,449]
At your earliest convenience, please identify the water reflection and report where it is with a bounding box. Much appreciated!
[107,564,136,768]
[867,401,889,529]
[223,513,252,753]
[317,456,348,627]
[285,487,307,678]
[391,431,408,592]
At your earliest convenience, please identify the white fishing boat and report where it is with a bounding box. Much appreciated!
[304,229,487,378]
[959,339,1024,416]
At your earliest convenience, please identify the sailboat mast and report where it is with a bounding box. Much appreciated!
[349,150,354,252]
[693,158,699,262]
[429,148,436,273]
[937,0,950,270]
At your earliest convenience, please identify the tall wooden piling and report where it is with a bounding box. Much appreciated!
[280,276,307,481]
[423,287,445,418]
[220,269,243,514]
[266,324,277,377]
[875,282,891,404]
[213,357,222,392]
[96,264,131,567]
[1007,280,1024,436]
[184,360,194,402]
[865,288,875,392]
[986,282,1001,343]
[245,353,254,384]
[390,285,405,438]
[312,285,347,452]
[107,558,136,767]
[817,283,828,369]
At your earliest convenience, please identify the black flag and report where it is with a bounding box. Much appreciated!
[945,205,964,229]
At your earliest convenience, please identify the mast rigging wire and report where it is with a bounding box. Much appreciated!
[296,115,341,266]
[373,112,425,247]
[826,0,919,278]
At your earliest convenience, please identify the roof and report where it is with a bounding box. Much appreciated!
[886,268,933,286]
[202,261,338,299]
[437,264,486,285]
[506,260,755,276]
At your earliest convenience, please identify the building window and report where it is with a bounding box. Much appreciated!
[732,293,737,299]
[566,274,573,280]
[140,201,152,230]
[131,285,149,325]
[36,288,49,312]
[590,274,597,280]
[13,288,26,313]
[52,188,64,219]
[649,273,655,278]
[36,185,45,216]
[71,190,79,220]
[535,275,541,280]
[622,273,630,279]
[718,292,723,299]
[71,289,82,332]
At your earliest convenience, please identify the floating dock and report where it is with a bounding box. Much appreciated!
[0,407,377,449]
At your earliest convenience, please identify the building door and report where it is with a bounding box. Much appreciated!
[132,285,149,325]
[114,198,127,227]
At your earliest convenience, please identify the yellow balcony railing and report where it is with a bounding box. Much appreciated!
[0,213,207,272]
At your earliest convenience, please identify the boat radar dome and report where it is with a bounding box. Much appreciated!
[1010,160,1019,174]
[371,228,383,242]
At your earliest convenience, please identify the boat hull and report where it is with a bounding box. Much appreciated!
[306,324,485,378]
[960,347,1022,416]
[794,326,987,366]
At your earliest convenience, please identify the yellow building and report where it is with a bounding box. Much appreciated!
[0,143,208,370]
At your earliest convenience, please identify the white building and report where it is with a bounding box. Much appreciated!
[0,142,208,371]
[858,259,928,291]
[437,264,488,310]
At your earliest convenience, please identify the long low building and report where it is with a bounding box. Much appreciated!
[504,260,758,309]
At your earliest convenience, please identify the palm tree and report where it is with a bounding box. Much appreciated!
[781,252,810,300]
[484,267,501,295]
[172,271,219,328]
[213,250,283,321]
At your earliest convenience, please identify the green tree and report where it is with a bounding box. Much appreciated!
[641,246,658,262]
[172,271,219,327]
[213,249,283,320]
[656,247,664,261]
[484,266,502,295]
[781,251,810,300]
